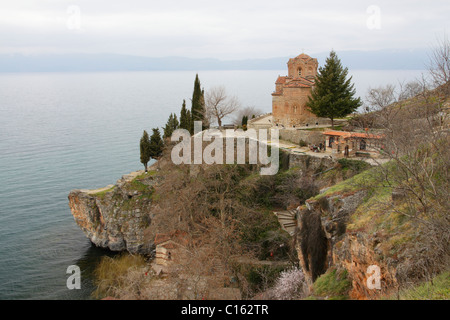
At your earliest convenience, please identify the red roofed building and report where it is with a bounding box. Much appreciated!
[272,53,327,127]
[322,130,384,158]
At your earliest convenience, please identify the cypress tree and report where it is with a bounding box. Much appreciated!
[186,109,192,134]
[306,50,361,128]
[163,113,179,141]
[139,130,151,172]
[173,113,179,130]
[149,128,164,159]
[179,99,190,132]
[191,74,207,131]
[163,113,174,140]
[241,115,248,126]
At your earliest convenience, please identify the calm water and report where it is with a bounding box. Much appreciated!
[0,69,424,299]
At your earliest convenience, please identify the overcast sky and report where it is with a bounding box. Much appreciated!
[1,0,448,59]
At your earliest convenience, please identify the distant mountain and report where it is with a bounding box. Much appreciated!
[0,49,428,72]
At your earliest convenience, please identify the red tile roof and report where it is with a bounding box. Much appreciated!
[323,130,383,139]
[275,76,287,84]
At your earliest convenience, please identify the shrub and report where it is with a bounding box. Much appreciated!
[270,267,308,300]
[337,158,370,173]
[299,139,308,147]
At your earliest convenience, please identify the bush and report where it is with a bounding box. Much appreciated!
[299,139,308,147]
[270,267,308,300]
[337,158,370,173]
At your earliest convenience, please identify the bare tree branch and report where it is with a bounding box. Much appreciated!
[205,86,241,129]
[427,33,450,90]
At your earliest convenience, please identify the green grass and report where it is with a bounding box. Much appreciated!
[93,186,116,199]
[346,186,393,231]
[312,166,379,201]
[129,179,150,193]
[385,272,450,300]
[312,268,351,300]
[133,170,157,180]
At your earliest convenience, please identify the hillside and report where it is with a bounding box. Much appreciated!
[68,84,448,300]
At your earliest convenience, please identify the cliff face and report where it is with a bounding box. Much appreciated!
[68,171,158,254]
[295,188,399,299]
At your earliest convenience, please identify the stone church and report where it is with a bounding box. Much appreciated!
[272,53,325,128]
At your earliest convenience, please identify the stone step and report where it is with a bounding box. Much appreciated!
[273,210,297,236]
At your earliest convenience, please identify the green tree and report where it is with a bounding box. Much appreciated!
[163,113,179,141]
[241,115,248,127]
[241,115,248,131]
[149,128,164,160]
[306,50,361,128]
[179,99,191,132]
[139,130,151,172]
[186,109,192,134]
[191,74,207,131]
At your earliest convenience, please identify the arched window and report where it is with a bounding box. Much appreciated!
[298,68,302,77]
[293,105,298,114]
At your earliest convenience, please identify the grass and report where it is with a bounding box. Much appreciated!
[312,166,379,201]
[129,179,150,193]
[133,170,157,180]
[384,271,450,300]
[346,186,392,231]
[92,186,116,199]
[92,252,148,299]
[312,268,351,300]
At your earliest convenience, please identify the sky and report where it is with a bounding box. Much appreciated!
[0,0,449,60]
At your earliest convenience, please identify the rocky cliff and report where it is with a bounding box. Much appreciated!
[68,171,160,254]
[295,189,398,299]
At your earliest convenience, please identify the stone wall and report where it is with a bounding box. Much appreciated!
[272,87,316,127]
[279,128,325,146]
[288,152,335,173]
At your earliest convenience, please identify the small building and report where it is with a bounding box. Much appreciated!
[323,130,384,158]
[154,230,190,267]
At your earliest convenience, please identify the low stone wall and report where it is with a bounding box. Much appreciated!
[279,129,325,146]
[288,152,335,172]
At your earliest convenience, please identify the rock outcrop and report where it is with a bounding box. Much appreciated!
[295,189,398,299]
[68,171,159,254]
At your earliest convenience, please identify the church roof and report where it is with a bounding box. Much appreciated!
[296,53,312,60]
[288,53,315,64]
[275,76,288,84]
